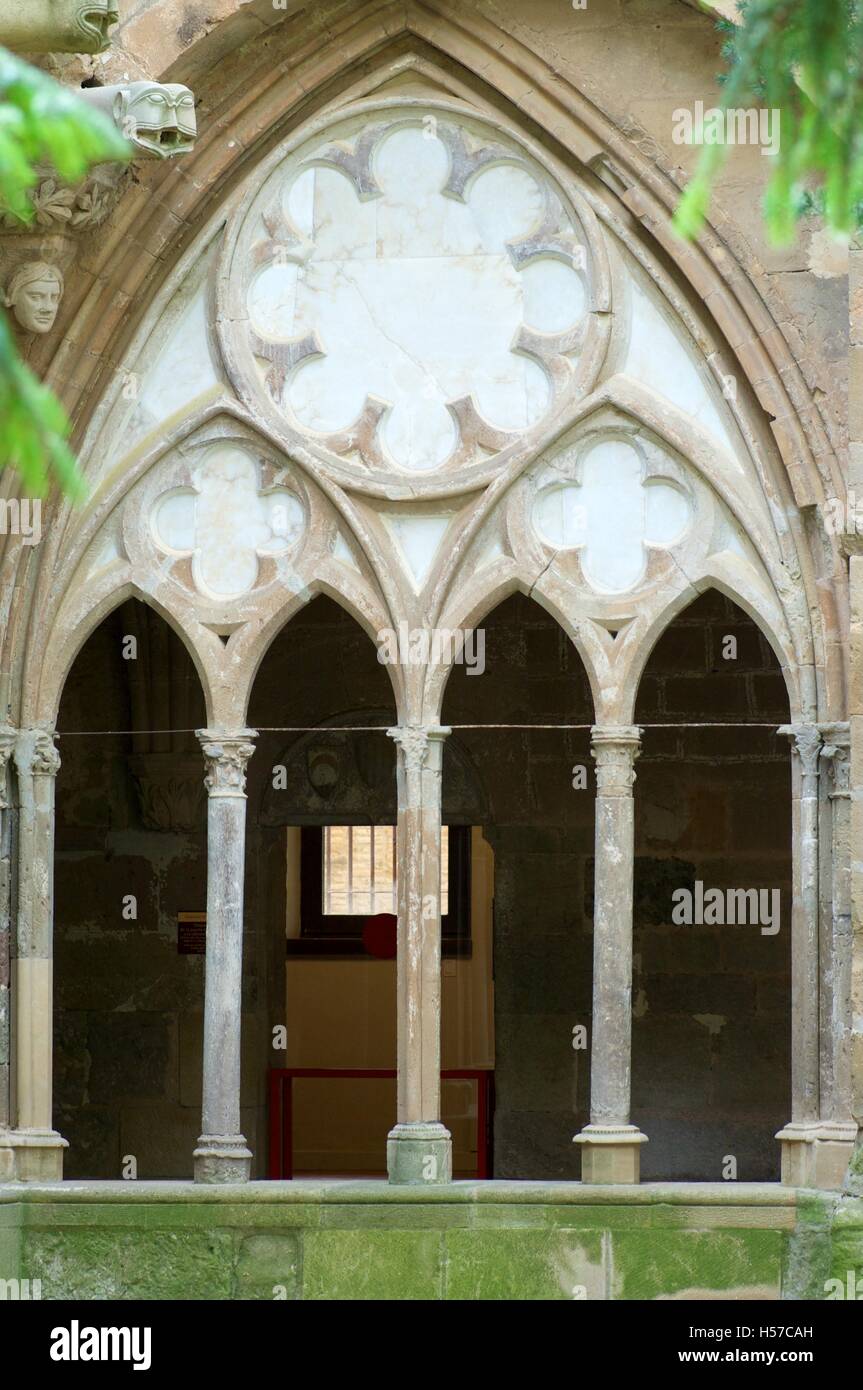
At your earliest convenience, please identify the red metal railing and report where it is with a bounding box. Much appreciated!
[268,1068,494,1179]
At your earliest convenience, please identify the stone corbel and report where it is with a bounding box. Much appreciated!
[0,1,119,54]
[79,82,197,159]
[0,234,77,343]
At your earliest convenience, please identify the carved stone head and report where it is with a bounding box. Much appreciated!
[4,262,64,334]
[114,83,197,158]
[0,2,119,55]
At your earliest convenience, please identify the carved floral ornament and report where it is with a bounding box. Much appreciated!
[218,103,611,492]
[198,733,257,798]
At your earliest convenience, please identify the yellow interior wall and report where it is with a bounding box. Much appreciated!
[284,827,494,1174]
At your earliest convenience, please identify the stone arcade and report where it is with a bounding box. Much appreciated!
[0,0,860,1300]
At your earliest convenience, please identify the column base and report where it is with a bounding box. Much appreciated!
[193,1134,252,1184]
[0,1128,68,1181]
[387,1122,452,1185]
[574,1124,648,1184]
[776,1121,857,1189]
[844,1128,863,1195]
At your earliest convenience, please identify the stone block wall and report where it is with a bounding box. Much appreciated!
[445,589,791,1181]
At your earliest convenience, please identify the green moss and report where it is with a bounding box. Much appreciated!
[0,1183,858,1300]
[444,1229,604,1300]
[612,1230,785,1301]
[303,1230,443,1300]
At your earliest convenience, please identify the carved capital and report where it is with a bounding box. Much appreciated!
[779,723,822,780]
[591,725,641,795]
[13,729,60,780]
[387,725,450,778]
[819,722,851,799]
[197,730,257,799]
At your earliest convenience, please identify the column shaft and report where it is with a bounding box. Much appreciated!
[5,730,67,1179]
[575,726,647,1184]
[194,730,256,1184]
[386,725,452,1184]
[847,555,863,1192]
[776,724,823,1183]
[809,726,857,1186]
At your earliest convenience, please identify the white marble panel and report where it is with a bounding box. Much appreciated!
[624,279,740,459]
[532,438,692,593]
[249,122,580,470]
[151,446,304,601]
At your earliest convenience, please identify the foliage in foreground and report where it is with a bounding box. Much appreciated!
[675,0,863,243]
[0,49,129,500]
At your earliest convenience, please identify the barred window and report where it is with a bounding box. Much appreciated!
[292,825,469,957]
[323,825,449,916]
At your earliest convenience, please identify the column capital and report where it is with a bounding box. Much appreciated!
[591,725,641,794]
[819,722,851,798]
[778,723,822,778]
[0,727,17,809]
[196,729,257,799]
[387,724,450,775]
[13,728,60,779]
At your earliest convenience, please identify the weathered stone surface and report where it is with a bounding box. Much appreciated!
[3,1181,850,1301]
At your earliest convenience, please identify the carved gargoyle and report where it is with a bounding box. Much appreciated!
[0,1,119,54]
[80,82,197,159]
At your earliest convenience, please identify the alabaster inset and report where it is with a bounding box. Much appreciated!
[0,1,119,55]
[4,261,65,334]
[81,83,197,159]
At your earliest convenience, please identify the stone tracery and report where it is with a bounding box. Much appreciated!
[0,2,854,1248]
[223,107,607,479]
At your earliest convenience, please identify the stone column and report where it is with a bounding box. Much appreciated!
[193,729,256,1184]
[575,726,648,1183]
[775,723,823,1183]
[386,725,452,1184]
[847,554,863,1193]
[811,725,857,1187]
[5,730,68,1179]
[0,730,16,1167]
